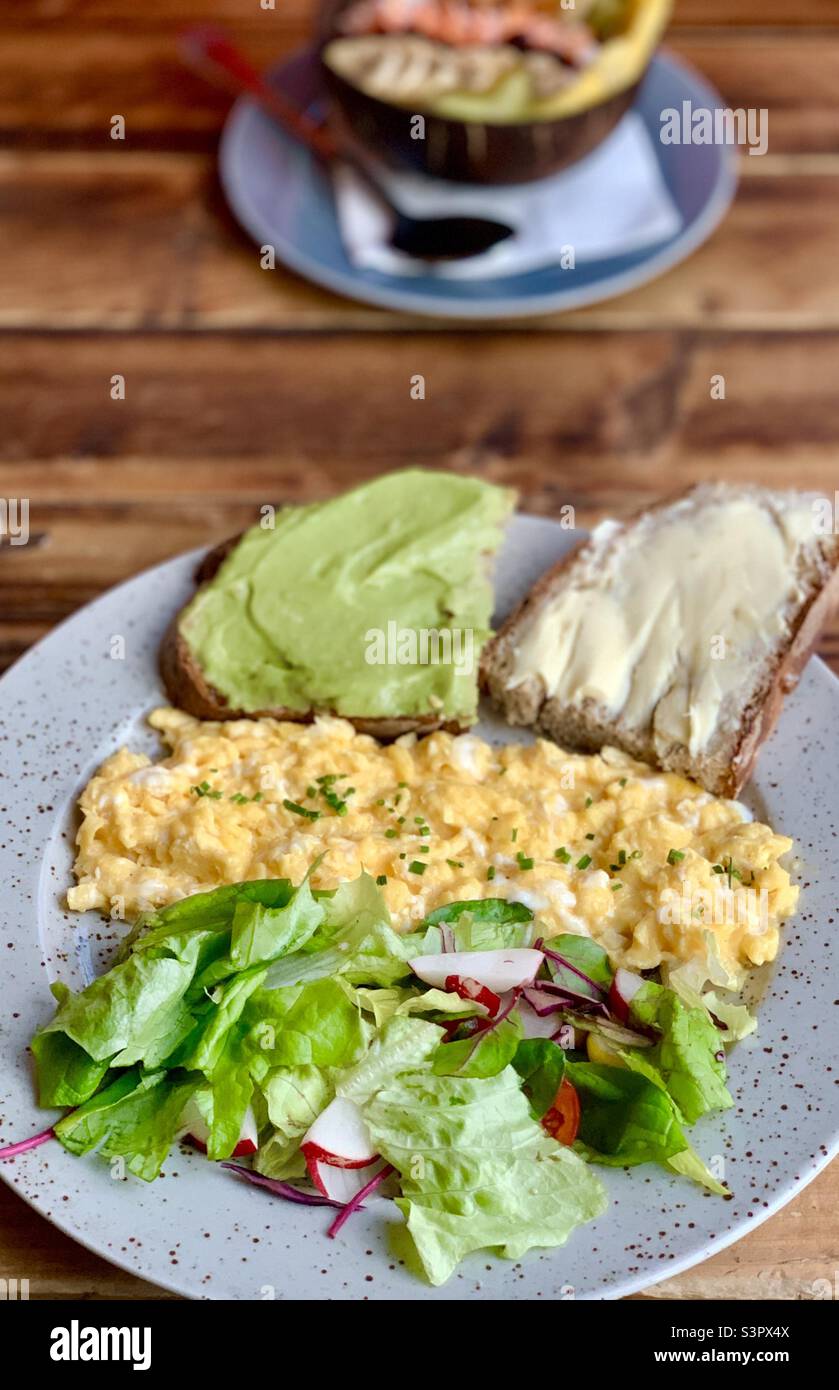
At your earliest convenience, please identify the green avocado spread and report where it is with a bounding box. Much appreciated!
[179,470,514,722]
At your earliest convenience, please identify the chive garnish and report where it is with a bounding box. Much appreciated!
[376,874,387,886]
[611,882,624,891]
[384,828,397,839]
[667,848,685,866]
[446,858,464,869]
[486,866,496,881]
[283,799,320,821]
[511,828,518,843]
[576,854,592,870]
[554,847,571,864]
[516,852,534,871]
[585,796,593,807]
[408,860,426,876]
[585,832,595,841]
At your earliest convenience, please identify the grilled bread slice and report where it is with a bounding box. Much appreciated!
[482,483,839,797]
[161,471,514,738]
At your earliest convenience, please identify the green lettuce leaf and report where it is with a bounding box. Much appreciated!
[512,1038,566,1118]
[630,984,733,1124]
[229,878,324,970]
[546,934,613,989]
[432,1017,521,1079]
[242,978,367,1074]
[54,1068,200,1181]
[363,1066,607,1285]
[566,1061,687,1166]
[336,1016,442,1107]
[667,1144,730,1197]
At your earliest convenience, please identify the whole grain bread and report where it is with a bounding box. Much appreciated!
[160,538,467,738]
[481,483,839,797]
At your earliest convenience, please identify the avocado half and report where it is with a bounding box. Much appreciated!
[319,0,672,185]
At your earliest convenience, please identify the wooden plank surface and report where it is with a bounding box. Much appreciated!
[2,0,838,1303]
[0,33,837,153]
[3,154,839,331]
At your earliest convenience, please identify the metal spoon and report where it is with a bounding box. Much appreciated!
[181,27,515,263]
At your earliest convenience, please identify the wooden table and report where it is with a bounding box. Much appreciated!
[2,0,838,1301]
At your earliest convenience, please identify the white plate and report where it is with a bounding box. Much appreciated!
[1,514,838,1301]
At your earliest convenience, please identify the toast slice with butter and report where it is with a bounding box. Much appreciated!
[161,469,515,738]
[482,483,839,797]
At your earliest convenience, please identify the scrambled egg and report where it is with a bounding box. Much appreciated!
[68,708,798,984]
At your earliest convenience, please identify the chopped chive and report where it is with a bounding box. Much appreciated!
[283,798,320,821]
[384,828,397,839]
[585,796,593,808]
[376,874,387,886]
[629,849,641,860]
[611,881,624,892]
[667,848,685,866]
[408,860,426,876]
[398,781,408,788]
[446,858,464,869]
[322,788,348,815]
[618,849,627,866]
[516,852,534,871]
[511,828,518,843]
[712,863,724,875]
[376,798,385,807]
[414,817,424,825]
[397,816,406,825]
[554,847,571,864]
[576,854,592,870]
[585,832,595,841]
[306,785,317,799]
[619,778,627,788]
[486,866,496,881]
[418,845,430,853]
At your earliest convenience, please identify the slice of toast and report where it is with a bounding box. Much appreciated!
[161,472,514,738]
[482,483,839,797]
[160,540,465,738]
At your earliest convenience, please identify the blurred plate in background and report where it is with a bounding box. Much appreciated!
[219,49,736,321]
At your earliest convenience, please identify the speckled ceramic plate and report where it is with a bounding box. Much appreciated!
[1,514,838,1301]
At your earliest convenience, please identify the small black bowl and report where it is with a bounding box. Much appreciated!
[318,0,668,185]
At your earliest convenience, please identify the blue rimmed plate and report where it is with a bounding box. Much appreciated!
[219,49,737,320]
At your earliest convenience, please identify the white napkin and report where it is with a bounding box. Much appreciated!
[333,111,682,280]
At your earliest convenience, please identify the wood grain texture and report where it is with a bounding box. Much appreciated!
[0,33,837,154]
[4,154,839,331]
[2,0,838,1305]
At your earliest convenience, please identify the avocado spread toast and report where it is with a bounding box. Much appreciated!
[161,470,514,736]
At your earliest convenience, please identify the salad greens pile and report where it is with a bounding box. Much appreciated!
[27,872,737,1286]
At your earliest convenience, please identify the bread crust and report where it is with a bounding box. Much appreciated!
[159,537,468,739]
[481,485,839,797]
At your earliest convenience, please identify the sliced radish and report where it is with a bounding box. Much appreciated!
[310,1156,388,1204]
[410,948,544,995]
[180,1098,258,1158]
[609,968,646,1025]
[518,997,563,1039]
[301,1097,376,1177]
[444,974,501,1018]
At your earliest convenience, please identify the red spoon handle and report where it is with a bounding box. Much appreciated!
[181,26,339,162]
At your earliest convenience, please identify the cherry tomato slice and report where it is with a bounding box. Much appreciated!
[541,1077,580,1146]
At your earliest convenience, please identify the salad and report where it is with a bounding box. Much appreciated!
[6,872,746,1286]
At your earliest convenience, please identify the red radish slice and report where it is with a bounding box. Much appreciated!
[181,1099,258,1158]
[410,948,544,995]
[609,968,646,1025]
[518,997,562,1039]
[310,1156,387,1204]
[444,974,500,1017]
[301,1097,376,1174]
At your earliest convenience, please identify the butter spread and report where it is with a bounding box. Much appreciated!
[509,495,816,757]
[179,470,514,721]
